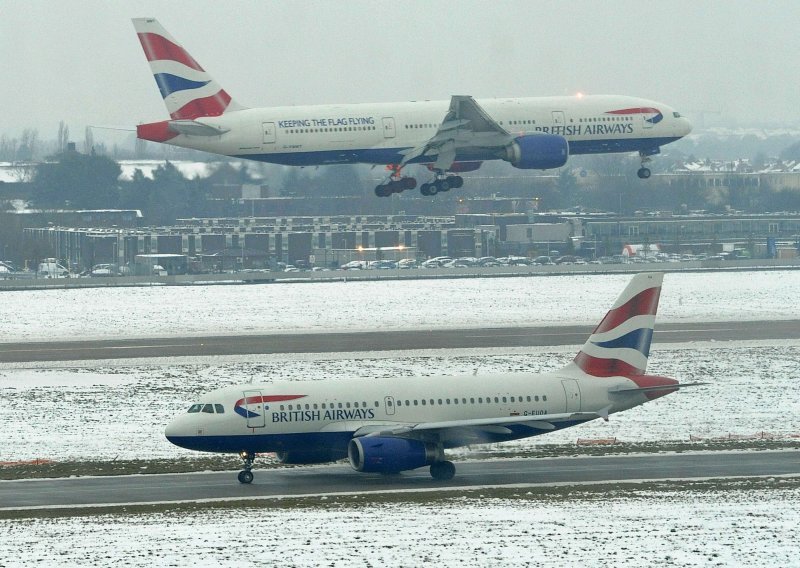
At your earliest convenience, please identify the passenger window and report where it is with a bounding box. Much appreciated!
[535,396,539,402]
[346,402,351,409]
[313,404,318,410]
[187,404,202,413]
[470,398,475,404]
[338,403,343,409]
[527,396,531,402]
[429,399,435,405]
[353,402,359,408]
[396,400,402,407]
[502,397,507,403]
[494,397,499,403]
[414,400,418,406]
[478,398,483,403]
[437,399,442,405]
[214,404,224,414]
[453,399,458,405]
[201,404,214,413]
[510,397,515,403]
[543,395,547,402]
[405,400,410,406]
[374,401,379,407]
[421,400,426,406]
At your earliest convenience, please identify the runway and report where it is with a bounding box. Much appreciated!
[0,319,796,362]
[2,452,798,511]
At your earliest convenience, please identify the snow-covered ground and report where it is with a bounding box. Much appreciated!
[1,485,798,567]
[1,270,799,342]
[2,342,799,462]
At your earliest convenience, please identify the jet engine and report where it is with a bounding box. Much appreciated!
[504,134,569,169]
[348,437,440,473]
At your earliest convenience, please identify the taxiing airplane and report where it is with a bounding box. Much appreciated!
[132,18,692,198]
[166,273,699,483]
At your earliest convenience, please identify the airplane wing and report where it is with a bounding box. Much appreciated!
[352,409,609,445]
[399,95,513,172]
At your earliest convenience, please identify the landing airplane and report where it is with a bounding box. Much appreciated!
[132,18,692,198]
[166,273,700,483]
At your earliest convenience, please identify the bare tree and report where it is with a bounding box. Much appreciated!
[84,126,94,154]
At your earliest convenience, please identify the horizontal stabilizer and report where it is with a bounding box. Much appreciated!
[168,119,230,136]
[610,382,706,394]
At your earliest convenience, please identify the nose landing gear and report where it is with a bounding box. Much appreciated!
[237,450,255,484]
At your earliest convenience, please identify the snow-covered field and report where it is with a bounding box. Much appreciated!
[1,270,799,563]
[1,485,798,567]
[1,270,799,342]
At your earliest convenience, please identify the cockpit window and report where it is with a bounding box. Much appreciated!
[187,404,202,413]
[673,112,682,118]
[214,404,225,414]
[201,404,214,413]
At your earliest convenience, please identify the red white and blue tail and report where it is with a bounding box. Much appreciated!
[569,273,663,377]
[132,18,244,120]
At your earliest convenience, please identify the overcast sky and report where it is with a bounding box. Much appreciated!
[3,0,799,141]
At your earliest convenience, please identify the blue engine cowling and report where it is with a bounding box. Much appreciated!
[505,134,569,169]
[348,437,440,473]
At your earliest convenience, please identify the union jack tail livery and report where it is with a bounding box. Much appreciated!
[570,272,663,378]
[132,18,244,120]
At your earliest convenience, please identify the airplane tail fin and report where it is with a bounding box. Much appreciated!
[567,272,663,378]
[132,18,245,120]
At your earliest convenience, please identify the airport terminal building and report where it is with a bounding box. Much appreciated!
[22,210,800,273]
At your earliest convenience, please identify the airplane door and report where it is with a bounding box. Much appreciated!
[561,380,581,412]
[382,117,396,139]
[552,111,566,127]
[243,389,266,428]
[262,122,276,144]
[384,396,396,416]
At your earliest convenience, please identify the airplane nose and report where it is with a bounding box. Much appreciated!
[682,117,693,136]
[165,416,193,446]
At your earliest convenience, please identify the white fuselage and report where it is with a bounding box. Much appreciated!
[165,368,647,455]
[150,94,691,167]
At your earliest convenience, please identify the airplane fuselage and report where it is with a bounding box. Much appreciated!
[141,94,691,168]
[166,369,653,456]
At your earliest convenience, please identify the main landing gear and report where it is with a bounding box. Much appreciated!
[374,164,417,197]
[430,460,456,480]
[237,450,255,484]
[373,165,465,197]
[420,175,463,196]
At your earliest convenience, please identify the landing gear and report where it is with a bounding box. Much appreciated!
[637,149,657,179]
[374,164,417,198]
[430,460,456,480]
[374,176,416,197]
[238,450,255,484]
[420,175,464,197]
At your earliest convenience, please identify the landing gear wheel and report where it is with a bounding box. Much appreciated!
[637,167,651,179]
[402,177,417,190]
[375,184,392,197]
[450,175,464,189]
[435,178,450,193]
[430,460,456,480]
[238,470,254,484]
[421,182,436,196]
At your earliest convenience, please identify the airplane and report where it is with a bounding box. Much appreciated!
[132,18,692,198]
[165,272,701,483]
